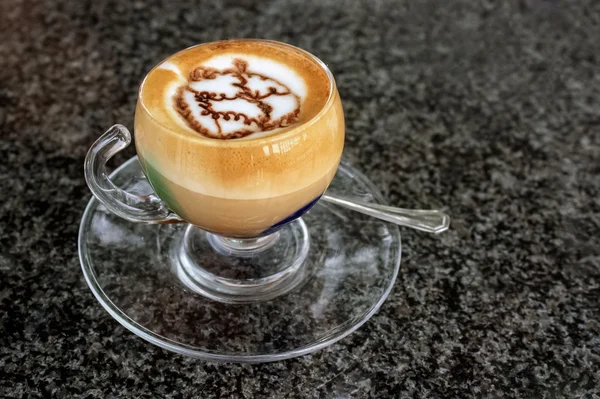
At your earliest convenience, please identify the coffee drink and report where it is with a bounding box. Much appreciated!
[135,39,344,237]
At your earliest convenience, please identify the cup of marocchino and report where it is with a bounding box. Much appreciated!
[135,39,344,237]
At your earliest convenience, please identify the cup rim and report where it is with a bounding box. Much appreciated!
[137,38,337,147]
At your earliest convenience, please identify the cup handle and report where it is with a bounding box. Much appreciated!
[84,124,184,224]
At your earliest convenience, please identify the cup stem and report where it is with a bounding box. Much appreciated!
[171,220,310,303]
[206,232,282,257]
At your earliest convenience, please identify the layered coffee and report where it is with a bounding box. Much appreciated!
[135,40,344,237]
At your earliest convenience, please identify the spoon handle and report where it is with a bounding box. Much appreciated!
[321,194,450,234]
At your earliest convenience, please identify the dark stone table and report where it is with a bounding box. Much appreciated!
[1,0,599,397]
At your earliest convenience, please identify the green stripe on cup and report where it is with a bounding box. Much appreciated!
[138,155,184,219]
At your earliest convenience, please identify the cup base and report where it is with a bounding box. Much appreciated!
[79,156,401,363]
[172,220,310,303]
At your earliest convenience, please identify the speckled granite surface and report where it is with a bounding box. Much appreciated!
[1,0,600,397]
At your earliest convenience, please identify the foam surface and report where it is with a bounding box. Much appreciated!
[140,40,330,141]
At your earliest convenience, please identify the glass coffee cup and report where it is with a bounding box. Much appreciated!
[85,39,344,301]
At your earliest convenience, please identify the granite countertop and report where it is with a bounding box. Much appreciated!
[1,0,600,397]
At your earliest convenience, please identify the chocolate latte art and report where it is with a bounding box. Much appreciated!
[175,58,301,139]
[135,40,345,237]
[139,40,329,141]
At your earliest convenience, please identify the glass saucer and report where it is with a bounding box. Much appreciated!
[78,156,401,363]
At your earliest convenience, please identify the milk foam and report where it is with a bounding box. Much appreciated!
[162,55,307,139]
